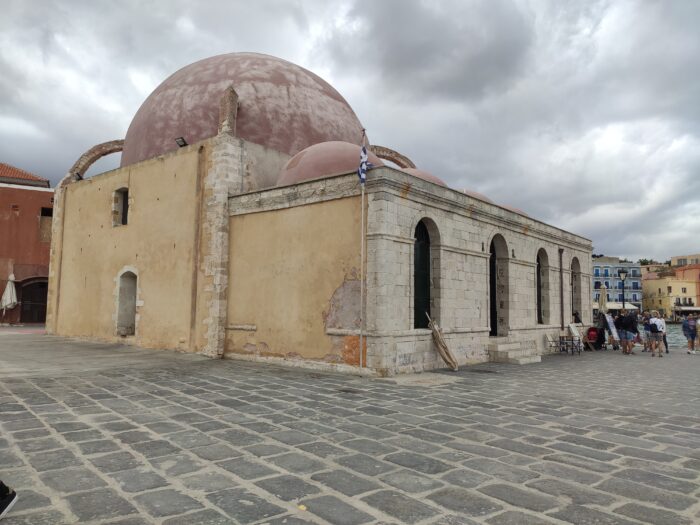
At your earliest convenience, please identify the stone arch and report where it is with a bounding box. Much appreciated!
[536,248,551,324]
[413,217,441,329]
[369,144,416,168]
[488,233,509,336]
[116,269,138,337]
[571,256,582,322]
[68,139,125,182]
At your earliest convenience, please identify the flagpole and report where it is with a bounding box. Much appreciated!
[360,181,365,369]
[359,130,366,370]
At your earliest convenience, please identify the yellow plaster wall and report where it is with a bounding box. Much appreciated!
[643,277,697,316]
[226,196,362,362]
[55,150,200,350]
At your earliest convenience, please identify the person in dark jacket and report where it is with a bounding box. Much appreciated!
[619,309,639,355]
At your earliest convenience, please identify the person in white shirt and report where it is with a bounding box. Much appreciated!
[648,311,666,358]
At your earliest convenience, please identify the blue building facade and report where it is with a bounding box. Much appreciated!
[592,256,642,310]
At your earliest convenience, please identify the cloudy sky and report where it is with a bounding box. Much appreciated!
[1,0,698,261]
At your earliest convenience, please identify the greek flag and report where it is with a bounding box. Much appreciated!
[357,145,373,184]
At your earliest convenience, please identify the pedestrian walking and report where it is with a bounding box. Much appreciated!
[0,480,17,520]
[619,309,638,355]
[648,310,665,358]
[683,314,697,354]
[642,311,651,352]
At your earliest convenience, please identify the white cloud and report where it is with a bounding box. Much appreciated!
[0,0,698,261]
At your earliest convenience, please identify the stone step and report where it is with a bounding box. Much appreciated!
[490,348,540,360]
[487,342,521,352]
[507,355,541,365]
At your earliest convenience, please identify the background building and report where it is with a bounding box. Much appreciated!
[0,163,53,324]
[591,256,641,311]
[671,254,700,266]
[642,277,697,318]
[643,261,700,318]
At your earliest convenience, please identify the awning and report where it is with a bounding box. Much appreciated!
[592,302,639,310]
[673,306,700,311]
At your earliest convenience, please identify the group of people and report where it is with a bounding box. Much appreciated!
[593,309,699,356]
[639,311,668,357]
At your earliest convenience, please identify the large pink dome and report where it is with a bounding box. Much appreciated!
[121,53,365,167]
[277,141,383,186]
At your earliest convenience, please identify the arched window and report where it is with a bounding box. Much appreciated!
[489,234,509,336]
[571,257,582,322]
[117,271,137,336]
[536,248,550,324]
[414,221,431,328]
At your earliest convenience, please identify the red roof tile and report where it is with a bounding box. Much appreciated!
[0,163,49,187]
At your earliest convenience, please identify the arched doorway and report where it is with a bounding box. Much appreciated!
[117,272,137,336]
[571,257,582,320]
[414,221,431,328]
[536,248,550,324]
[19,279,48,323]
[489,235,509,336]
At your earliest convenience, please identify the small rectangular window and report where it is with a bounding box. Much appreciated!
[113,188,129,226]
[667,286,672,293]
[682,287,687,293]
[41,207,53,217]
[39,213,52,242]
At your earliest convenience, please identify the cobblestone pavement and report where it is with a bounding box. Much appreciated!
[1,333,699,524]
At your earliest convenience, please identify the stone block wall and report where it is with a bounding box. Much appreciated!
[364,168,592,374]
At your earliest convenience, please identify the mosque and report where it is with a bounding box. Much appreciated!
[46,52,592,375]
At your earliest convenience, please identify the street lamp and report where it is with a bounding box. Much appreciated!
[618,269,628,309]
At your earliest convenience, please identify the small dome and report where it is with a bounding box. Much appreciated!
[277,141,384,186]
[462,189,493,203]
[121,53,365,167]
[501,204,529,217]
[401,168,447,186]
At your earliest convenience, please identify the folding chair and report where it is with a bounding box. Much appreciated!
[566,324,583,355]
[545,333,568,354]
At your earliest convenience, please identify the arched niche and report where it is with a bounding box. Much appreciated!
[117,271,138,336]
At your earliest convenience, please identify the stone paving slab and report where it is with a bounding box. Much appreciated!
[1,333,700,523]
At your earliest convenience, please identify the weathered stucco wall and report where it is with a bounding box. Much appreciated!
[51,149,200,350]
[226,196,362,364]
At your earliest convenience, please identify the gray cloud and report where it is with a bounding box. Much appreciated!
[1,0,699,261]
